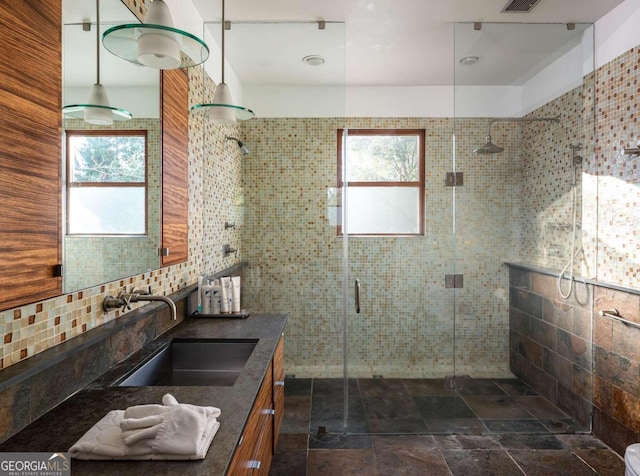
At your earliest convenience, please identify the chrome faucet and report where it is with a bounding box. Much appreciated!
[102,288,177,321]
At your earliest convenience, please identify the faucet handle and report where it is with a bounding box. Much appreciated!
[135,286,153,296]
[118,291,133,312]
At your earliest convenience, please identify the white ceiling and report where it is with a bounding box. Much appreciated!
[192,0,626,87]
[62,0,627,89]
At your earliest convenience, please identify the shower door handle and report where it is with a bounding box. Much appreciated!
[355,279,361,314]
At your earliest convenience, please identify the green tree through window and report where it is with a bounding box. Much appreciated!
[337,129,425,236]
[66,130,148,235]
[72,135,145,183]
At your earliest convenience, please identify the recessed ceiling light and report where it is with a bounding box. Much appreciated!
[302,55,325,66]
[459,56,480,66]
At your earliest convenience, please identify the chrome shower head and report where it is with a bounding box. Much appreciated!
[473,116,560,156]
[226,136,249,156]
[473,135,504,154]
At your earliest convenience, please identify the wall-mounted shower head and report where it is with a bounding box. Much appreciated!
[226,136,249,156]
[473,116,560,155]
[473,135,504,154]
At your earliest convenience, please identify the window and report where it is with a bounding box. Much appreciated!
[337,129,425,236]
[66,130,148,235]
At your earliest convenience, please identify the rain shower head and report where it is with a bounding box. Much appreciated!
[226,136,249,156]
[473,135,504,154]
[473,116,560,155]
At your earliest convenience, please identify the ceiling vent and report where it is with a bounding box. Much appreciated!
[501,0,542,12]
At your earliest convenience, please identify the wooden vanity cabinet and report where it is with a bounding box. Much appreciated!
[227,334,284,475]
[227,361,273,475]
[0,0,62,311]
[272,334,285,453]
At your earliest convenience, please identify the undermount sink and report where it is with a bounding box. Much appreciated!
[117,338,258,387]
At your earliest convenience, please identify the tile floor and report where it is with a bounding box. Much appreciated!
[269,377,626,475]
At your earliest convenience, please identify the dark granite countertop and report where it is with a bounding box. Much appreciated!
[0,313,288,476]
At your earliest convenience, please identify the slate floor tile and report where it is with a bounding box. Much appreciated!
[307,449,380,475]
[414,396,476,420]
[269,450,307,476]
[573,448,625,476]
[508,449,597,475]
[373,435,449,476]
[463,395,534,419]
[434,434,502,450]
[483,419,549,434]
[442,449,524,475]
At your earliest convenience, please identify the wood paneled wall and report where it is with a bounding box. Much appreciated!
[160,68,189,266]
[0,0,62,310]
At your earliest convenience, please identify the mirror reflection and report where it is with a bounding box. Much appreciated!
[62,0,160,293]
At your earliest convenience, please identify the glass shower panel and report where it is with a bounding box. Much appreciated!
[453,22,594,430]
[343,123,456,434]
[236,21,348,434]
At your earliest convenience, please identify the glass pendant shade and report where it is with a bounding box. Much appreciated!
[208,83,239,124]
[189,0,255,123]
[136,0,180,68]
[190,82,255,123]
[102,0,209,69]
[84,84,114,125]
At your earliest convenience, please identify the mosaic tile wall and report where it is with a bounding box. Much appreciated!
[0,63,243,370]
[241,117,522,378]
[62,118,161,292]
[517,80,598,281]
[517,48,640,289]
[593,47,640,288]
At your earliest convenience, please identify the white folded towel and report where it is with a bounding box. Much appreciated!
[122,423,162,446]
[122,404,169,420]
[154,405,208,455]
[69,395,220,461]
[123,395,221,420]
[120,415,165,432]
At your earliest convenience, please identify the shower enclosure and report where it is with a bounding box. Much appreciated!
[240,21,595,435]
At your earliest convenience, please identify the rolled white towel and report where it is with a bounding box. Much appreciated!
[122,423,163,446]
[120,414,165,432]
[162,394,179,406]
[123,395,221,420]
[123,404,169,420]
[163,394,222,419]
[153,405,209,456]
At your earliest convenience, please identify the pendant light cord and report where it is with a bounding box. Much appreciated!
[96,0,100,84]
[221,0,225,84]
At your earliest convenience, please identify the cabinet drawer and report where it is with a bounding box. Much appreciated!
[272,335,285,453]
[227,362,274,475]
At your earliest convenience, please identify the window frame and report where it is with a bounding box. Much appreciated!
[337,128,425,237]
[65,129,149,236]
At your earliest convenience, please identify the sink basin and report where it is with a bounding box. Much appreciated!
[117,338,258,387]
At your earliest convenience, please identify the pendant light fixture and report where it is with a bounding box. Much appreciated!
[63,0,132,125]
[102,0,209,70]
[190,0,254,124]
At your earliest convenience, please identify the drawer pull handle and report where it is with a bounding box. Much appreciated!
[238,435,243,446]
[248,460,261,469]
[263,409,275,415]
[275,380,285,387]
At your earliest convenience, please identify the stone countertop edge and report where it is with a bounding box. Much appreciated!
[0,312,288,476]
